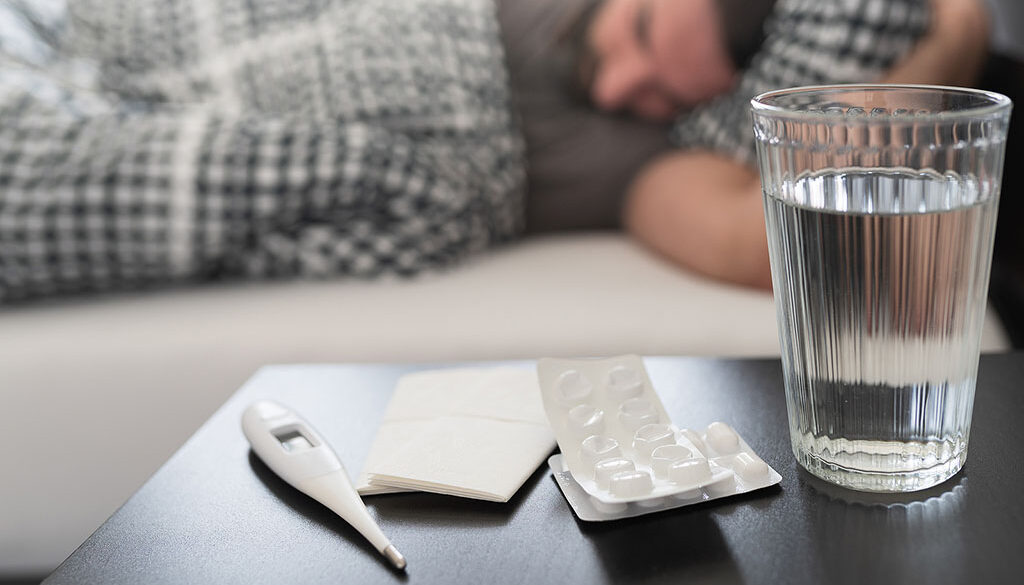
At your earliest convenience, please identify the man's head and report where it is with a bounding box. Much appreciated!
[578,0,737,120]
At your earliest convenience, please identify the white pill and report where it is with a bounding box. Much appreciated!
[668,457,712,487]
[730,452,769,481]
[632,424,675,461]
[557,370,592,404]
[594,458,636,491]
[705,421,740,454]
[567,404,605,436]
[590,497,628,514]
[607,365,644,399]
[579,435,622,469]
[673,488,703,502]
[618,398,659,432]
[704,472,738,497]
[650,444,693,479]
[636,497,666,508]
[608,470,654,498]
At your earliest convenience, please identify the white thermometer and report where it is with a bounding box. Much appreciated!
[241,401,407,570]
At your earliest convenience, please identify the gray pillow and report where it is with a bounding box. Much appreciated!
[497,0,673,233]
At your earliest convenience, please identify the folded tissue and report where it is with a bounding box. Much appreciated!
[357,367,555,502]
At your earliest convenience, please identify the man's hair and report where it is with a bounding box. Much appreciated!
[555,0,605,103]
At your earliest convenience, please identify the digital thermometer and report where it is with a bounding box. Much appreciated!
[241,401,407,570]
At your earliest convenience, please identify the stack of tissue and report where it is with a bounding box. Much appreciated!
[356,367,555,502]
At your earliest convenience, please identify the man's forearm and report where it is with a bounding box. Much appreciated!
[623,152,771,289]
[623,0,990,290]
[880,0,989,86]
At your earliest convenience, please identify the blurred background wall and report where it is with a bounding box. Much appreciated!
[989,0,1024,59]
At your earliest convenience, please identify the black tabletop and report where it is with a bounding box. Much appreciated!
[45,354,1024,585]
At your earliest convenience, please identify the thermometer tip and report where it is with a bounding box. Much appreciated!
[383,545,406,571]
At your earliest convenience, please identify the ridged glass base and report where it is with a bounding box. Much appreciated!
[792,434,968,493]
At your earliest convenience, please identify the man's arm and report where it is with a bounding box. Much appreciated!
[624,152,769,288]
[879,0,989,86]
[625,0,989,290]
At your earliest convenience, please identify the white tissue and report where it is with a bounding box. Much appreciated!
[356,368,555,502]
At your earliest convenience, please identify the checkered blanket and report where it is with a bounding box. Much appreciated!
[0,0,525,302]
[0,0,927,302]
[675,0,930,162]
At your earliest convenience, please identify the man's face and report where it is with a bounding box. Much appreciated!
[585,0,736,120]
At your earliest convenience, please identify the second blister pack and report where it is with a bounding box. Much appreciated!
[537,355,781,521]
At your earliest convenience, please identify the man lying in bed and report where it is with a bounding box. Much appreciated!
[0,0,987,301]
[584,0,989,288]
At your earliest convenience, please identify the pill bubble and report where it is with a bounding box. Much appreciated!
[557,370,592,404]
[632,423,675,461]
[668,457,712,487]
[567,404,605,436]
[679,428,708,456]
[590,496,628,514]
[704,472,738,497]
[705,421,740,454]
[579,435,621,470]
[608,470,654,498]
[594,458,636,491]
[730,452,769,481]
[651,444,693,478]
[618,398,659,432]
[607,366,644,399]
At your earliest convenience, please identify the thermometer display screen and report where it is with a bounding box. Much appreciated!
[273,428,314,452]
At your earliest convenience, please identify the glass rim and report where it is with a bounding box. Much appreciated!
[750,84,1012,123]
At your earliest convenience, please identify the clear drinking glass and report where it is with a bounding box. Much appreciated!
[750,85,1012,492]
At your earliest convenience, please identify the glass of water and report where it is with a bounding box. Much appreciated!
[751,85,1012,492]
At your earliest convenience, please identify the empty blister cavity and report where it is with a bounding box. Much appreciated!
[567,404,605,436]
[557,370,592,405]
[607,365,644,400]
[632,424,675,461]
[725,452,769,482]
[650,444,693,479]
[668,457,712,487]
[705,422,740,454]
[618,398,659,432]
[594,458,636,491]
[608,470,654,498]
[579,435,622,470]
[679,428,708,456]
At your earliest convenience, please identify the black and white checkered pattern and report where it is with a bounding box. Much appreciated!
[673,0,931,163]
[0,0,524,302]
[0,0,929,302]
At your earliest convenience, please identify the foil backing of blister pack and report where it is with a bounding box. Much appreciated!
[538,355,782,521]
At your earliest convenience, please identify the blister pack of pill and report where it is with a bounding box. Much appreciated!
[537,355,781,521]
